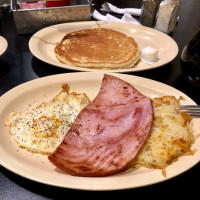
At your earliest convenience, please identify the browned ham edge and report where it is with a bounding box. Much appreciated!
[48,74,153,177]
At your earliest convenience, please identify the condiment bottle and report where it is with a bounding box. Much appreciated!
[154,0,180,34]
[140,0,163,27]
[46,0,71,8]
[181,29,200,86]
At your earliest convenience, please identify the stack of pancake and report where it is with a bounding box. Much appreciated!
[54,28,140,69]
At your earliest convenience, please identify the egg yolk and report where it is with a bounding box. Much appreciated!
[32,116,61,138]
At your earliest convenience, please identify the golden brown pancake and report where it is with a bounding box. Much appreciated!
[54,28,140,69]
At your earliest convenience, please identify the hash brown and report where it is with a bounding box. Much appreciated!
[133,96,194,176]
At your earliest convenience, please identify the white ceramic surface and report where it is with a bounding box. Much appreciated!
[0,72,199,191]
[0,36,8,56]
[29,21,178,72]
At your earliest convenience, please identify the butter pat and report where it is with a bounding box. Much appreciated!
[141,46,159,63]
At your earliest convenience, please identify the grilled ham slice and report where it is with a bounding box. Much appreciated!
[48,74,153,176]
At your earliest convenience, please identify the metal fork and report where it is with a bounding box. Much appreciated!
[89,0,95,13]
[178,105,200,117]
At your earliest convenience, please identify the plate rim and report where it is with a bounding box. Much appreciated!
[0,35,8,56]
[0,72,199,191]
[28,21,179,73]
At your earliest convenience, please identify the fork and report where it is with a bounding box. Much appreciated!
[178,105,200,118]
[89,0,95,13]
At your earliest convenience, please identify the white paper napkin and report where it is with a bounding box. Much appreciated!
[92,10,141,26]
[101,2,141,16]
[121,13,141,25]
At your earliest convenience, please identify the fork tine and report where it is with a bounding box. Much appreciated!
[187,114,200,117]
[178,105,200,108]
[178,105,200,118]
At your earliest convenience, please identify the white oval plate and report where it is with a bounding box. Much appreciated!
[29,21,178,73]
[0,72,199,191]
[0,36,8,56]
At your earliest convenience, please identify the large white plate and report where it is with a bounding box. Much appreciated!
[29,21,178,73]
[0,72,199,191]
[0,36,8,56]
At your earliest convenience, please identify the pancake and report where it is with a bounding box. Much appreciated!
[54,28,140,69]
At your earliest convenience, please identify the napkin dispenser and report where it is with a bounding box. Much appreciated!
[10,0,91,34]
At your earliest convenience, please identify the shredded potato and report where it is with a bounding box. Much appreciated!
[132,96,194,177]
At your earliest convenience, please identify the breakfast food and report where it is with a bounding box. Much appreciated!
[7,74,195,177]
[133,96,194,176]
[48,74,153,176]
[7,85,90,154]
[141,46,158,62]
[54,28,140,69]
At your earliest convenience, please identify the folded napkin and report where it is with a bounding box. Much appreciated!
[121,12,141,25]
[92,10,141,26]
[101,2,141,16]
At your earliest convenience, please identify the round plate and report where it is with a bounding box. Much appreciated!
[29,21,178,72]
[0,36,8,56]
[0,72,199,191]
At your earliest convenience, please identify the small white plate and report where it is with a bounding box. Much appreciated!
[0,72,200,190]
[0,36,8,56]
[29,21,178,72]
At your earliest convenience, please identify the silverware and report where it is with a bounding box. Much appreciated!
[89,0,95,14]
[178,105,200,117]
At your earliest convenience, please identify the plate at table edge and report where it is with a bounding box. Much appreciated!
[29,21,178,73]
[0,36,8,56]
[0,72,199,191]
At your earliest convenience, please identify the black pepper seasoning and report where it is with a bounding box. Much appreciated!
[140,0,163,27]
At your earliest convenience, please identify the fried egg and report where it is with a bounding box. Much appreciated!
[7,84,90,154]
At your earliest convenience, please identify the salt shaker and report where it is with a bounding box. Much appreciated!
[155,0,180,34]
[140,0,163,27]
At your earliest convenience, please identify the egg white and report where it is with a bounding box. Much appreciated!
[7,85,90,154]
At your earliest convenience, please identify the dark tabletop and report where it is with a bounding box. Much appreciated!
[0,0,200,199]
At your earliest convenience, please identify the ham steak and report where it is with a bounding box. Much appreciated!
[48,74,153,176]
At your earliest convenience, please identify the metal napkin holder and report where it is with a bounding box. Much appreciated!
[10,0,91,34]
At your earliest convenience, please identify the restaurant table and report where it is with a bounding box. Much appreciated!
[0,0,200,199]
